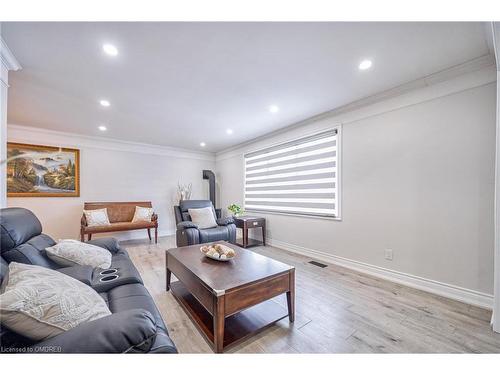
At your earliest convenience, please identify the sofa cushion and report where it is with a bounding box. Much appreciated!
[46,239,112,269]
[107,285,177,353]
[0,207,43,253]
[199,226,230,243]
[0,262,111,341]
[1,256,9,286]
[1,234,58,269]
[0,324,36,351]
[103,283,168,334]
[28,309,158,353]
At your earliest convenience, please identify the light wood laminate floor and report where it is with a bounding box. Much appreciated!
[122,236,500,353]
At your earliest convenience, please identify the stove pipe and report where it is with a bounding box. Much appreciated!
[202,170,216,208]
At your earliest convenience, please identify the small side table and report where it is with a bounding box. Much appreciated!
[234,216,266,248]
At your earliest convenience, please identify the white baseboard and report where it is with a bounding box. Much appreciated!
[92,229,175,242]
[266,238,494,310]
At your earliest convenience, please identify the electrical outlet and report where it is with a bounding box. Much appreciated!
[384,249,394,261]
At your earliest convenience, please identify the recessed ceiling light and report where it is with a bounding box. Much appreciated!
[269,105,279,113]
[99,99,110,107]
[200,142,206,147]
[359,59,373,70]
[98,125,107,131]
[102,44,118,57]
[226,129,233,135]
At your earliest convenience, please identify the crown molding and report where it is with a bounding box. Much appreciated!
[7,124,216,162]
[1,37,21,72]
[216,54,496,161]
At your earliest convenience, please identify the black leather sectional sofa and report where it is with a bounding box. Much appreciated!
[0,207,177,354]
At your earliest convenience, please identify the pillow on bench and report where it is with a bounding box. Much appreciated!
[132,206,153,223]
[84,208,110,227]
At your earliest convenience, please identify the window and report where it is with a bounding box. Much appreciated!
[244,128,340,218]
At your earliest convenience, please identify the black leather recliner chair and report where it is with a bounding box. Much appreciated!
[0,207,177,354]
[174,200,236,247]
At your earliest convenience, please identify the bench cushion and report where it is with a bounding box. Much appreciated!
[83,221,156,233]
[84,202,153,223]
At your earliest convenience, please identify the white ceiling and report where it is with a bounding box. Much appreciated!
[3,22,490,152]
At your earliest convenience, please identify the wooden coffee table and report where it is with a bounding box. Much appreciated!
[166,241,295,353]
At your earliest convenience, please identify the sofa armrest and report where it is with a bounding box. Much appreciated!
[148,331,178,353]
[177,221,198,230]
[216,217,234,226]
[29,309,158,353]
[86,237,121,254]
[151,213,158,223]
[80,214,87,227]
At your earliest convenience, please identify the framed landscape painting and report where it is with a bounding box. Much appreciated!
[7,143,80,197]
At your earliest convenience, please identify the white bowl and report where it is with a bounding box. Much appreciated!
[200,246,235,262]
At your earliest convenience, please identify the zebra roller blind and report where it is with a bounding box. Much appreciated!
[244,129,339,218]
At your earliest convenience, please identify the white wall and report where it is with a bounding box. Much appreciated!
[492,22,500,331]
[0,62,7,208]
[1,29,21,208]
[0,24,5,208]
[494,69,500,330]
[216,67,497,302]
[7,125,215,240]
[4,57,497,308]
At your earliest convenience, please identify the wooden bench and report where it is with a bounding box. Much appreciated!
[81,201,158,243]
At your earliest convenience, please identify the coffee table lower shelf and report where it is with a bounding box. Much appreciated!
[170,281,288,352]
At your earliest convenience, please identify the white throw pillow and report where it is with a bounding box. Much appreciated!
[83,208,110,227]
[0,262,111,341]
[45,239,112,269]
[132,206,153,223]
[188,207,217,229]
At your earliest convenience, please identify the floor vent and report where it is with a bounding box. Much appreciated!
[308,260,328,268]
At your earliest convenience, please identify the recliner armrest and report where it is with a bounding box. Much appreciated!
[177,221,199,230]
[29,309,158,353]
[86,237,121,254]
[216,217,234,226]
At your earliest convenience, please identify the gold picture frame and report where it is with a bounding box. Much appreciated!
[7,142,80,197]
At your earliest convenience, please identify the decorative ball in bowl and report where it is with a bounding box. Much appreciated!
[200,244,236,262]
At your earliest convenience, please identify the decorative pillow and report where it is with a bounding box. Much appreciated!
[188,207,217,229]
[83,208,110,227]
[0,262,111,341]
[45,239,112,269]
[132,206,153,223]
